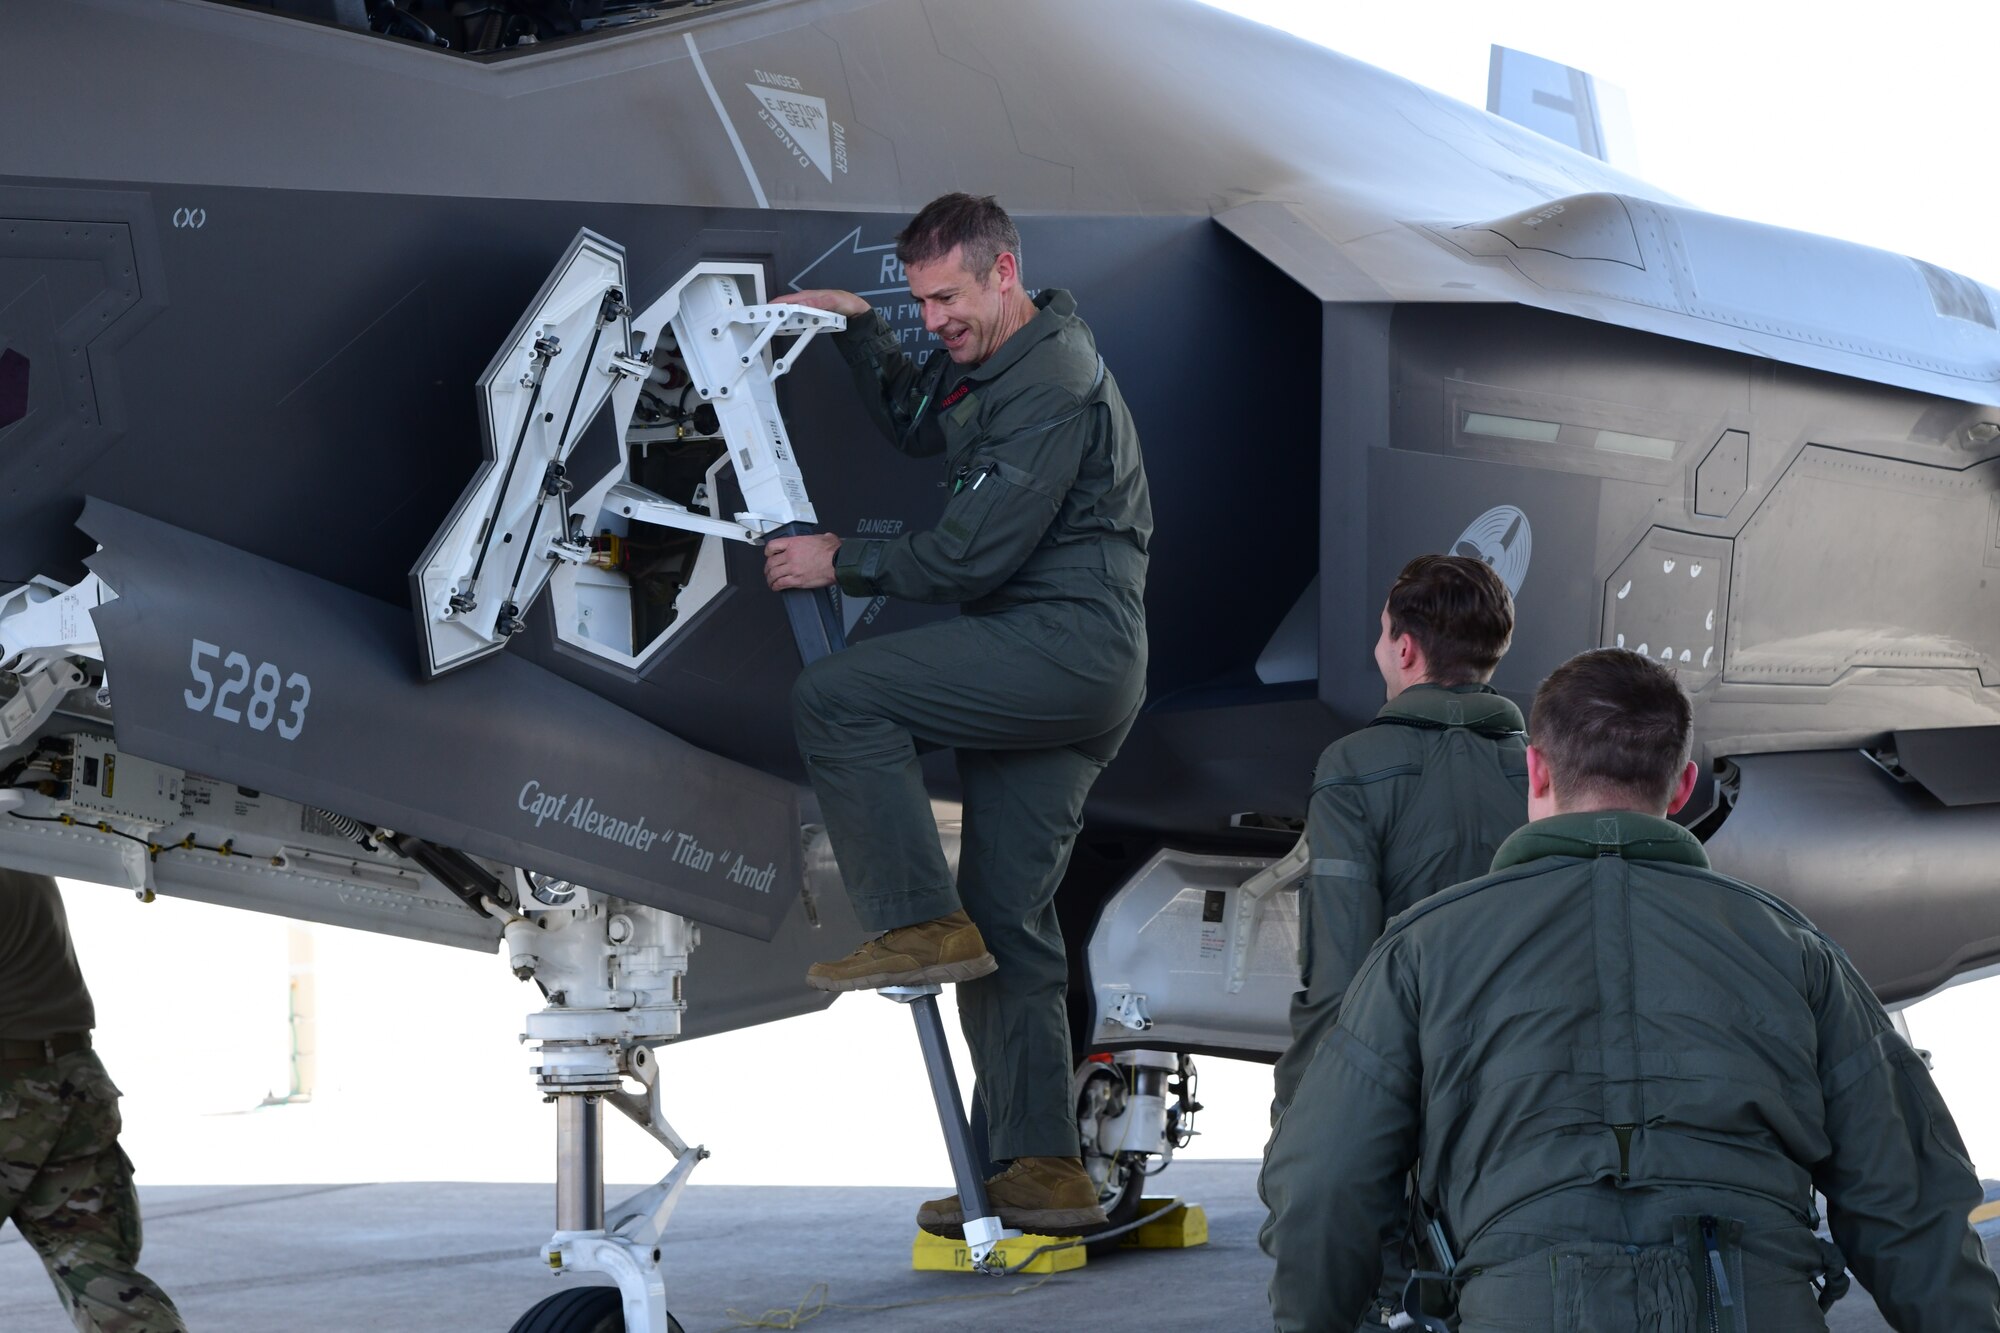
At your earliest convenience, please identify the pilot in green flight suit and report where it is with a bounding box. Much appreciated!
[770,193,1151,1234]
[1267,554,1529,1328]
[1260,648,2000,1333]
[1271,554,1529,1118]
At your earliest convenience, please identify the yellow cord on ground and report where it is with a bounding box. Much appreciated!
[722,1273,1058,1330]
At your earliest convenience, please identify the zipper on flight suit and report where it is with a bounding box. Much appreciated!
[893,348,955,453]
[1700,1214,1734,1332]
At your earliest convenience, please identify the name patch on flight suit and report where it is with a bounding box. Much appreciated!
[945,391,981,430]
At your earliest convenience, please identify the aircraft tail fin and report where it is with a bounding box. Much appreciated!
[1486,45,1639,173]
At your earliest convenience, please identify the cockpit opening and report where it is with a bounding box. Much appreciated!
[211,0,769,58]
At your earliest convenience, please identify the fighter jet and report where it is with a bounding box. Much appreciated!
[4,1,1999,1327]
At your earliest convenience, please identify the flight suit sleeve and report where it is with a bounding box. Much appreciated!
[1260,943,1423,1333]
[1810,948,2000,1331]
[1271,759,1386,1110]
[831,308,947,458]
[832,381,1090,605]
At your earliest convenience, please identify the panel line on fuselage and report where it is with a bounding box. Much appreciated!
[684,32,771,210]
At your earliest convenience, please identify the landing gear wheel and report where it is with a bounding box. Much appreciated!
[1095,1151,1148,1230]
[506,1287,685,1333]
[1074,1061,1150,1249]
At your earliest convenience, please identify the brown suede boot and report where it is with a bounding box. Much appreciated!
[804,910,997,992]
[915,1156,1110,1237]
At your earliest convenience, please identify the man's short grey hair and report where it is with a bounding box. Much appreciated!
[896,193,1022,283]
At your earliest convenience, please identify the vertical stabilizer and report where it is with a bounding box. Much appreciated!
[1487,45,1639,172]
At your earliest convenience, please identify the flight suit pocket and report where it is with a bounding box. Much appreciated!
[936,463,1006,559]
[1550,1242,1700,1333]
[1739,1247,1840,1325]
[936,459,1057,563]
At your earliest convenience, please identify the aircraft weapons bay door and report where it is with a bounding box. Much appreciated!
[412,229,633,677]
[412,231,841,679]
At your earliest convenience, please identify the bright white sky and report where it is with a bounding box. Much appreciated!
[58,0,2000,1199]
[1200,0,2000,287]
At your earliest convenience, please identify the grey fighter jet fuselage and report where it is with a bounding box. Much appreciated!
[3,0,2000,1041]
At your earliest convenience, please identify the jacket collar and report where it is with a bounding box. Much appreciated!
[1372,682,1525,735]
[961,289,1076,385]
[1491,810,1710,873]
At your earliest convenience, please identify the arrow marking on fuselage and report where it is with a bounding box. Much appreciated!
[789,227,907,298]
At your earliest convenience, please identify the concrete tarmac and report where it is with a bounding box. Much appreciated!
[2,1161,1993,1331]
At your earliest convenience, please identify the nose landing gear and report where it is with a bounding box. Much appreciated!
[502,888,704,1333]
[508,1285,686,1333]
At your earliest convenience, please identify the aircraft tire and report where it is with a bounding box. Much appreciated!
[1074,1060,1152,1242]
[1097,1153,1148,1230]
[506,1287,685,1333]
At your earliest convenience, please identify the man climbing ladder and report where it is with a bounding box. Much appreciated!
[768,193,1152,1237]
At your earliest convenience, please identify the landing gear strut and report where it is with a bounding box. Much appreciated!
[1075,1049,1199,1235]
[502,883,703,1333]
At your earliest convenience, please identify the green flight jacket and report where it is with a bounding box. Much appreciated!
[1260,812,2000,1333]
[828,290,1151,618]
[1270,683,1528,1112]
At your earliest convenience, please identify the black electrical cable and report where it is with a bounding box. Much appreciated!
[996,1198,1188,1275]
[7,810,248,863]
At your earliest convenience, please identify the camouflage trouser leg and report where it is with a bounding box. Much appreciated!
[0,1050,186,1333]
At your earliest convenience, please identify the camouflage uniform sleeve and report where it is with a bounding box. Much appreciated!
[1811,944,2000,1331]
[831,308,947,458]
[1260,940,1423,1333]
[833,381,1089,605]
